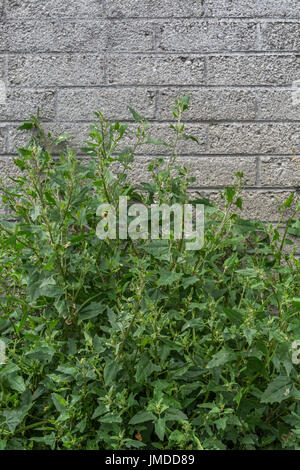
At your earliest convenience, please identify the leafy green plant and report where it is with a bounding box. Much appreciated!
[0,96,300,450]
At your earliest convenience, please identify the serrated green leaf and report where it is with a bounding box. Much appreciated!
[260,376,292,404]
[182,276,199,289]
[78,302,105,323]
[207,349,237,369]
[155,418,165,440]
[7,374,26,393]
[157,271,183,287]
[104,359,120,386]
[129,411,156,425]
[101,413,122,423]
[165,408,188,422]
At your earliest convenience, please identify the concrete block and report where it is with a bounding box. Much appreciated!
[6,0,104,18]
[159,88,257,120]
[0,89,56,121]
[0,20,107,52]
[106,0,205,18]
[8,54,105,87]
[123,155,256,186]
[256,0,300,17]
[7,122,91,154]
[260,156,300,186]
[208,123,300,154]
[106,20,155,51]
[107,54,205,85]
[257,89,300,120]
[205,0,300,18]
[157,20,257,52]
[261,22,300,51]
[207,55,300,85]
[57,88,156,121]
[118,122,207,155]
[190,189,298,221]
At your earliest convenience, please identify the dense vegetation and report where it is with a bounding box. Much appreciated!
[0,96,300,450]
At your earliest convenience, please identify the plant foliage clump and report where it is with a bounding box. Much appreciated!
[0,96,300,450]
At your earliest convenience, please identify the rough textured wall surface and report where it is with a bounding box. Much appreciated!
[0,0,300,222]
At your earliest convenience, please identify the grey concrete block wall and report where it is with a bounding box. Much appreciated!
[0,0,300,224]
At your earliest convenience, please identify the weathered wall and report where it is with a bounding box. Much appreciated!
[0,0,300,221]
